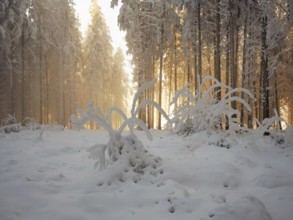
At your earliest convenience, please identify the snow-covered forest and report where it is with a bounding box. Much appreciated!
[113,0,293,129]
[0,0,293,128]
[1,0,293,219]
[0,0,128,128]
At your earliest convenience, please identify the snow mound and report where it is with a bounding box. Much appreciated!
[210,196,272,220]
[91,134,164,186]
[254,170,293,189]
[207,132,238,149]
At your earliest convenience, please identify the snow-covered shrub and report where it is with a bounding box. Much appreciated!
[209,137,232,149]
[254,109,287,145]
[254,109,286,135]
[71,79,169,184]
[36,123,64,140]
[89,133,163,186]
[1,124,21,134]
[170,76,254,134]
[205,131,238,149]
[22,117,41,130]
[0,114,22,134]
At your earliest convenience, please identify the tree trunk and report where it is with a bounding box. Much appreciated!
[46,55,49,124]
[261,15,270,120]
[197,0,202,84]
[241,2,248,126]
[39,16,43,125]
[229,0,237,111]
[225,33,230,87]
[214,0,221,100]
[274,77,282,130]
[21,25,25,123]
[11,55,16,119]
[59,47,64,126]
[247,41,254,129]
[168,59,173,115]
[225,32,230,130]
[158,1,165,130]
[174,34,178,110]
[247,3,256,129]
[234,28,239,90]
[187,51,191,84]
[193,30,197,95]
[158,50,163,130]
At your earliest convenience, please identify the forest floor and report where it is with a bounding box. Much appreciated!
[0,128,293,220]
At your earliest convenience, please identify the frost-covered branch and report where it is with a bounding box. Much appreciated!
[71,79,168,170]
[170,76,255,134]
[131,78,157,117]
[255,109,287,136]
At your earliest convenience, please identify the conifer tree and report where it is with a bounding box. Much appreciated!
[82,0,114,121]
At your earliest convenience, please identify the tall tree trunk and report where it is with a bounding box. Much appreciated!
[274,77,281,130]
[39,16,43,125]
[225,33,230,87]
[197,0,202,84]
[46,56,49,124]
[158,50,163,130]
[229,0,236,111]
[234,28,239,86]
[147,70,152,129]
[193,30,197,95]
[59,47,64,126]
[247,42,254,129]
[158,1,165,130]
[11,55,16,119]
[214,0,221,100]
[174,34,178,110]
[247,3,256,128]
[261,15,270,120]
[168,59,173,115]
[187,51,191,84]
[241,2,248,126]
[151,50,156,128]
[225,32,230,130]
[21,25,25,123]
[207,49,212,80]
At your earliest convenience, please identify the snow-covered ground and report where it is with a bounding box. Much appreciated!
[0,129,293,220]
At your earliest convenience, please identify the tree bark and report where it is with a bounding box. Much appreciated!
[39,15,43,125]
[158,49,163,129]
[158,1,165,130]
[197,0,202,84]
[21,24,25,123]
[225,33,230,87]
[214,0,221,100]
[229,0,238,112]
[174,34,178,110]
[241,1,248,126]
[261,15,270,120]
[274,77,281,130]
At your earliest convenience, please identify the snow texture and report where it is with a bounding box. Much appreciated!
[0,128,293,220]
[285,126,293,147]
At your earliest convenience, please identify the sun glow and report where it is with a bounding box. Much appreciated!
[73,0,132,76]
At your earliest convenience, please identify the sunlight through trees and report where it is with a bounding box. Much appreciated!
[0,0,292,129]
